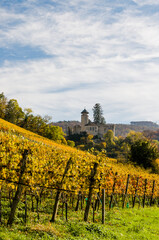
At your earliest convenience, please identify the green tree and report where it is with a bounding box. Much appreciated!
[129,139,159,170]
[92,103,106,124]
[20,108,33,128]
[5,99,24,124]
[0,94,66,144]
[0,92,7,119]
[67,140,75,147]
[45,125,66,143]
[101,116,106,124]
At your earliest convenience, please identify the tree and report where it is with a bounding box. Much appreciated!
[129,139,159,170]
[67,140,75,147]
[104,130,115,147]
[20,108,33,128]
[45,125,66,143]
[5,99,24,125]
[101,116,106,124]
[92,103,106,124]
[104,130,117,157]
[125,131,145,145]
[0,92,7,119]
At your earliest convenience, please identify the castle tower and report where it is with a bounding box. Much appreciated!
[81,109,89,132]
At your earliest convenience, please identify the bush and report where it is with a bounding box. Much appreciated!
[129,139,159,171]
[67,140,75,147]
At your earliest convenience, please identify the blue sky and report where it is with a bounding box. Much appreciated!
[1,0,159,123]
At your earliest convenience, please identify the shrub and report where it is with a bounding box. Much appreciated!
[129,139,159,171]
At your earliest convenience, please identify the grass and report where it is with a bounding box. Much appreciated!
[0,206,159,240]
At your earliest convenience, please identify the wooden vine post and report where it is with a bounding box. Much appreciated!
[84,162,98,222]
[81,193,83,210]
[102,189,105,224]
[150,180,155,206]
[109,172,118,210]
[95,192,100,211]
[31,194,34,212]
[122,174,130,209]
[35,193,40,220]
[9,189,12,207]
[0,187,2,224]
[7,149,29,226]
[75,191,81,211]
[92,199,95,223]
[65,202,68,221]
[143,179,147,208]
[132,177,139,208]
[50,157,72,222]
[24,191,27,224]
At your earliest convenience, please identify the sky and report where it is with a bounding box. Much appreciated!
[1,0,159,124]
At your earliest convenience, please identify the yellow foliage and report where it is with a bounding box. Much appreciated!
[0,118,159,198]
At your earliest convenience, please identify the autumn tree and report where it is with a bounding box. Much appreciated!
[104,130,116,147]
[103,130,117,157]
[125,131,145,145]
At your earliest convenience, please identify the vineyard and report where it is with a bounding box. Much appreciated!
[0,118,159,226]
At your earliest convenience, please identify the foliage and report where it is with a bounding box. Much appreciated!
[104,130,116,147]
[0,118,159,199]
[67,140,75,147]
[0,118,159,233]
[125,131,145,145]
[5,99,24,125]
[129,139,159,171]
[0,92,65,143]
[0,92,7,119]
[67,127,159,172]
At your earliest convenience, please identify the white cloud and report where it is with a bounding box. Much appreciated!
[0,0,159,123]
[133,0,159,6]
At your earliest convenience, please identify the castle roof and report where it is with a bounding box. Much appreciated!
[85,122,97,126]
[85,121,107,127]
[81,109,89,114]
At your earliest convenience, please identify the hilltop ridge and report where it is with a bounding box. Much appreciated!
[52,120,159,137]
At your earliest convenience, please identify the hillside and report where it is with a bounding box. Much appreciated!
[0,117,159,193]
[0,117,159,234]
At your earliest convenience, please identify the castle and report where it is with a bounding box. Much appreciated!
[54,110,159,138]
[70,108,115,138]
